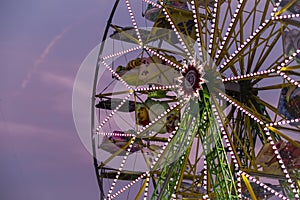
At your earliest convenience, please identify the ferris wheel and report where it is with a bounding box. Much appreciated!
[89,0,300,199]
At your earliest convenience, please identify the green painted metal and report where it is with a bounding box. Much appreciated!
[151,86,239,199]
[151,100,201,199]
[198,87,239,199]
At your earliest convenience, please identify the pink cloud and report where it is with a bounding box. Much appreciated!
[1,121,53,136]
[40,71,74,89]
[21,27,70,89]
[38,71,74,113]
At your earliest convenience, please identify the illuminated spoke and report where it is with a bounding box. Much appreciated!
[241,171,288,200]
[263,128,299,199]
[125,0,143,45]
[101,46,142,60]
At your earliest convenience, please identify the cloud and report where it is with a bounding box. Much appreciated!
[40,71,74,89]
[21,27,70,89]
[0,120,93,181]
[39,71,75,113]
[1,121,54,137]
[38,69,92,99]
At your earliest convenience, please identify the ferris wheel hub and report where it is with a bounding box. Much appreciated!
[179,60,206,100]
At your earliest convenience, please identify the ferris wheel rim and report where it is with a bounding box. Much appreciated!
[87,0,300,199]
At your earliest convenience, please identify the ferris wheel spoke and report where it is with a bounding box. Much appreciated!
[99,137,136,168]
[109,172,149,199]
[277,126,300,133]
[136,99,185,137]
[267,126,300,149]
[271,0,282,16]
[271,118,300,129]
[101,60,132,90]
[159,1,194,60]
[215,0,246,63]
[101,46,142,61]
[245,118,259,168]
[218,92,272,124]
[223,4,251,74]
[274,0,299,16]
[219,20,273,73]
[263,127,300,199]
[96,89,134,98]
[125,0,144,45]
[106,138,138,199]
[134,85,179,93]
[143,45,184,70]
[252,29,284,73]
[227,109,260,169]
[247,23,282,73]
[240,171,289,200]
[253,49,300,85]
[211,97,243,166]
[223,68,278,82]
[217,0,275,72]
[190,0,211,60]
[246,0,274,72]
[207,0,221,56]
[142,0,161,8]
[96,93,133,130]
[251,95,284,120]
[145,45,186,57]
[278,71,300,87]
[255,82,294,91]
[281,17,300,28]
[276,49,300,87]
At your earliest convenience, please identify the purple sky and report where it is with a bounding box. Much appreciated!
[0,1,114,199]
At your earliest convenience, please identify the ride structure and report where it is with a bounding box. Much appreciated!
[90,0,300,199]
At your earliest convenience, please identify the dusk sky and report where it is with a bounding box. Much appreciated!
[0,1,114,199]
